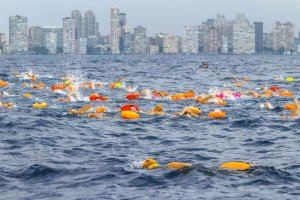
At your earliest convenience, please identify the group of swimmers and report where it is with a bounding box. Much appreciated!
[0,72,299,120]
[0,71,298,172]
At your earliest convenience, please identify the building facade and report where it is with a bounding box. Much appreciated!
[207,27,219,54]
[118,13,127,54]
[42,26,63,50]
[63,17,76,54]
[110,5,120,54]
[232,13,255,54]
[83,10,98,38]
[28,26,43,49]
[271,22,294,53]
[163,34,179,54]
[71,10,83,39]
[124,27,132,54]
[182,26,199,54]
[9,15,28,53]
[132,26,147,54]
[77,38,87,55]
[45,32,57,54]
[254,22,263,54]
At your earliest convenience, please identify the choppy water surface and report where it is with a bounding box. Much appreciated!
[0,55,299,199]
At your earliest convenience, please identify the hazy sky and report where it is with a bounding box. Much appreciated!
[1,0,300,36]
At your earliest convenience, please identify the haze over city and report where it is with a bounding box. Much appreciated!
[1,0,300,35]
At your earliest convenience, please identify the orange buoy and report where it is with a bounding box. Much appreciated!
[126,92,140,100]
[208,110,226,119]
[220,161,251,171]
[284,103,297,111]
[120,104,139,112]
[121,111,139,120]
[24,93,32,99]
[0,80,8,87]
[166,162,192,170]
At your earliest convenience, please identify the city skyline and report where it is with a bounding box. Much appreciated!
[0,0,300,36]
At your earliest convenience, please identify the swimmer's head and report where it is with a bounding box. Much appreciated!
[153,104,163,112]
[141,158,159,170]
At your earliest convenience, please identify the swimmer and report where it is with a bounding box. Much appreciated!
[152,90,169,98]
[141,158,192,170]
[57,94,72,103]
[175,106,201,118]
[68,104,92,116]
[195,94,213,104]
[141,158,251,171]
[260,101,274,110]
[245,90,261,98]
[0,102,14,109]
[147,104,165,115]
[31,82,45,90]
[87,112,103,119]
[202,62,209,68]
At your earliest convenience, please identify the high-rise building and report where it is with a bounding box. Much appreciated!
[42,26,63,50]
[207,27,219,54]
[155,33,165,53]
[271,22,294,53]
[0,33,7,51]
[28,26,43,48]
[71,10,83,39]
[83,10,98,37]
[63,17,76,54]
[9,15,28,53]
[118,13,126,53]
[213,15,233,53]
[163,34,179,54]
[132,26,147,54]
[254,22,263,54]
[232,13,255,54]
[198,24,209,53]
[147,45,159,55]
[45,32,57,54]
[124,27,132,54]
[182,26,199,54]
[76,38,87,55]
[111,5,120,54]
[263,33,273,50]
[222,36,228,54]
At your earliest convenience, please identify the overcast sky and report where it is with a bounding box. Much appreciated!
[0,0,300,36]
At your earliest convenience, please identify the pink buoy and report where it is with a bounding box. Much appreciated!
[233,92,242,98]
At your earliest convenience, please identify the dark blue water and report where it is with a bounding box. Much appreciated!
[0,55,299,199]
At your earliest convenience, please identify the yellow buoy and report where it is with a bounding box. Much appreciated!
[32,102,48,109]
[115,82,122,88]
[220,161,251,171]
[121,111,139,120]
[286,76,295,82]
